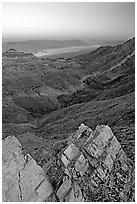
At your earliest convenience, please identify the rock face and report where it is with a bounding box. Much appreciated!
[2,136,53,202]
[2,124,135,202]
[46,124,135,202]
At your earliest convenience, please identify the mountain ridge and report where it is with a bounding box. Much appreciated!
[2,37,135,119]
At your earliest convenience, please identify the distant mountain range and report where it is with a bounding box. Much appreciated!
[2,39,88,53]
[85,39,125,46]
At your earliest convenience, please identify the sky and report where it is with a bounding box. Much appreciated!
[2,2,135,42]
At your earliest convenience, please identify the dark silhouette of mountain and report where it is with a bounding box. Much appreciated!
[2,39,88,53]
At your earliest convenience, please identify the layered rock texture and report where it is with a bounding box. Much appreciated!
[55,124,135,202]
[2,124,135,202]
[2,136,53,202]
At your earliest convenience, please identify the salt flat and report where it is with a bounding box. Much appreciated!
[34,45,99,57]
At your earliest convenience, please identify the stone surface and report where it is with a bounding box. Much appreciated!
[64,143,80,161]
[55,124,135,202]
[2,124,135,202]
[65,183,85,202]
[56,176,72,201]
[2,136,53,202]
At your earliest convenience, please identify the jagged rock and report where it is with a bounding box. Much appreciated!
[56,175,72,201]
[65,182,85,202]
[2,124,135,202]
[56,124,134,202]
[2,136,53,202]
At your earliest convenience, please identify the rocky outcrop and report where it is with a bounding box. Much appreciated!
[2,124,135,202]
[2,136,53,202]
[52,124,134,202]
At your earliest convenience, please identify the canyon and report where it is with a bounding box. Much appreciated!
[2,37,135,202]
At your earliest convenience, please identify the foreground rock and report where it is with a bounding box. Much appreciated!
[45,124,135,202]
[2,136,53,202]
[2,124,135,202]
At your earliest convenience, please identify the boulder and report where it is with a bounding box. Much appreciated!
[2,136,53,202]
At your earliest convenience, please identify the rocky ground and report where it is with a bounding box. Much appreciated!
[2,38,135,202]
[2,124,135,202]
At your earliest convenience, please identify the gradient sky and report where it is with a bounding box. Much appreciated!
[2,2,135,42]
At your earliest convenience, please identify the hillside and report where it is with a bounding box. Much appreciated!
[2,37,135,202]
[2,37,134,117]
[2,37,135,166]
